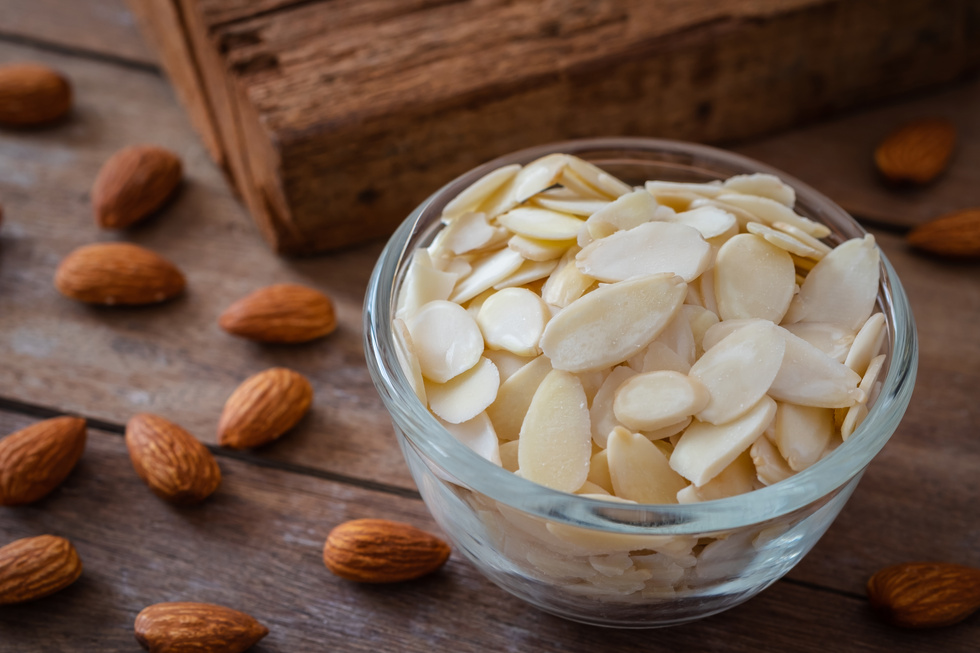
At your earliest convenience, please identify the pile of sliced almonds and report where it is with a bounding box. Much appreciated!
[393,154,886,505]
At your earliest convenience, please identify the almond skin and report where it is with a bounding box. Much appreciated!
[907,208,980,259]
[874,118,956,185]
[0,416,87,506]
[93,145,182,229]
[0,535,82,605]
[54,242,186,305]
[868,561,980,628]
[218,368,313,449]
[0,63,72,126]
[126,414,221,505]
[324,519,451,583]
[135,602,269,653]
[219,284,337,344]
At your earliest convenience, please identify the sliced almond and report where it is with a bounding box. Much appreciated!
[845,313,886,375]
[442,164,521,221]
[667,205,738,240]
[689,321,785,425]
[540,273,688,372]
[565,156,633,198]
[771,221,832,256]
[589,365,636,448]
[645,180,725,200]
[714,233,795,322]
[508,234,575,261]
[493,258,559,290]
[441,211,506,255]
[783,322,855,363]
[513,154,570,202]
[486,354,553,441]
[613,371,709,432]
[635,342,692,374]
[715,193,830,239]
[642,416,692,441]
[584,189,661,239]
[450,248,525,304]
[406,300,484,383]
[392,318,426,403]
[541,246,595,308]
[477,288,550,356]
[518,371,592,492]
[437,412,501,464]
[396,251,459,319]
[483,348,535,382]
[535,196,611,217]
[772,402,834,471]
[670,396,777,486]
[750,433,794,486]
[769,326,863,408]
[676,451,756,503]
[498,207,585,241]
[722,173,795,207]
[607,428,688,503]
[683,305,720,357]
[841,403,869,441]
[425,357,500,424]
[746,221,823,259]
[576,221,711,283]
[499,440,520,472]
[587,449,614,494]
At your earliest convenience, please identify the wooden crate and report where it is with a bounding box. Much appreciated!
[127,0,980,255]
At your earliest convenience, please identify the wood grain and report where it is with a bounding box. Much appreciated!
[0,412,976,651]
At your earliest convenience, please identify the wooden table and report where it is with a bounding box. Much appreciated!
[0,2,977,650]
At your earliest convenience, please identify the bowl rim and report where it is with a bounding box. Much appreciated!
[364,136,918,534]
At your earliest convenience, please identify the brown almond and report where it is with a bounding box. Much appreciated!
[874,118,956,185]
[135,602,269,653]
[54,242,186,305]
[0,416,86,506]
[0,63,72,126]
[126,414,221,505]
[324,519,451,583]
[217,368,312,449]
[219,284,337,344]
[93,145,182,229]
[907,208,980,259]
[0,535,82,605]
[868,561,980,628]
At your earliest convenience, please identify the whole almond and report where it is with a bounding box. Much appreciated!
[0,535,82,605]
[874,118,956,185]
[0,416,86,506]
[219,284,337,344]
[93,145,182,229]
[135,602,269,653]
[324,519,451,583]
[218,368,312,449]
[868,561,980,628]
[54,242,186,305]
[0,63,72,126]
[126,414,221,505]
[907,208,980,259]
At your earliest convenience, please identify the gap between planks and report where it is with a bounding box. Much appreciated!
[0,29,159,74]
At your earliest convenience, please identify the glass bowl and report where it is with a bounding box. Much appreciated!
[363,138,917,628]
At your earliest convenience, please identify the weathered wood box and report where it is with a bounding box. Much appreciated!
[128,0,980,255]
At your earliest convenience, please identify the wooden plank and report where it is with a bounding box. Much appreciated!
[735,80,980,229]
[0,41,416,490]
[1,411,976,651]
[0,0,155,65]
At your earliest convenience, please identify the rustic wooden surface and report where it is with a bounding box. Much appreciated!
[1,3,979,650]
[129,0,980,254]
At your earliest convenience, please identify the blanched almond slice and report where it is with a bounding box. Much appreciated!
[565,156,633,198]
[437,412,501,464]
[440,211,504,255]
[499,439,520,472]
[676,451,756,503]
[558,167,610,200]
[590,365,636,448]
[396,250,460,319]
[576,221,711,283]
[670,396,777,486]
[783,235,880,331]
[535,196,611,216]
[513,154,569,202]
[477,288,550,356]
[860,353,886,397]
[450,247,525,304]
[540,273,688,372]
[587,449,614,494]
[407,300,484,383]
[575,481,612,496]
[442,164,521,221]
[698,267,719,315]
[636,342,691,374]
[722,173,795,207]
[683,305,720,357]
[746,221,823,259]
[545,520,694,558]
[714,233,795,322]
[493,258,559,290]
[498,207,585,241]
[585,189,661,239]
[483,348,535,382]
[425,357,500,424]
[769,326,863,408]
[645,180,725,199]
[641,416,692,441]
[464,287,496,321]
[750,433,794,486]
[772,402,834,471]
[690,197,756,230]
[486,354,552,441]
[841,403,868,441]
[392,318,426,403]
[667,205,738,240]
[783,322,855,363]
[613,371,709,431]
[518,370,592,492]
[689,321,785,425]
[845,313,886,375]
[607,428,688,503]
[716,193,831,238]
[541,246,595,308]
[701,317,765,352]
[508,234,575,261]
[772,221,832,255]
[654,312,697,366]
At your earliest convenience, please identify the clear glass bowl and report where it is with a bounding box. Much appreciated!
[363,138,917,628]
